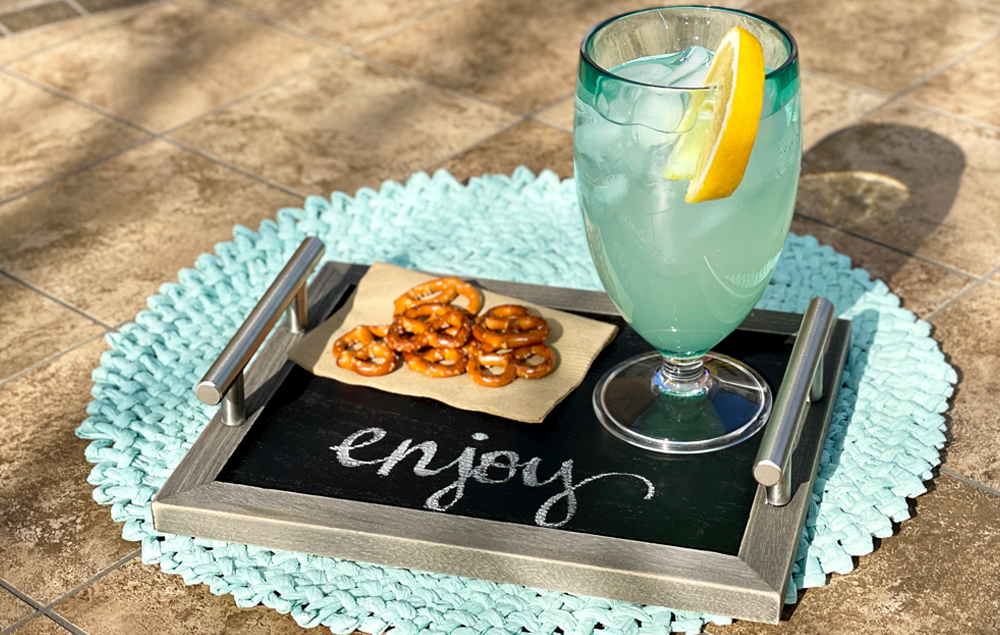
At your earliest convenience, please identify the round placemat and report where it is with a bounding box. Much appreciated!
[77,168,955,634]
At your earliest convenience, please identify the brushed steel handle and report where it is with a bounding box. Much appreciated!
[194,237,325,426]
[753,297,835,506]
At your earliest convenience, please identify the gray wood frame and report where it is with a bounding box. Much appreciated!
[152,262,851,624]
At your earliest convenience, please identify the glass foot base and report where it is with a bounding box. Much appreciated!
[594,351,772,455]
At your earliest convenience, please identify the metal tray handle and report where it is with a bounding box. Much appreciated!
[194,237,325,426]
[753,297,835,506]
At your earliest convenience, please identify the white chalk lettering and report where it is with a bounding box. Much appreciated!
[330,427,655,527]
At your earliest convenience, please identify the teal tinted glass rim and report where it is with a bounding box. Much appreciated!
[579,5,799,91]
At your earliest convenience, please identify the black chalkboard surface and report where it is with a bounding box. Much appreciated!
[218,301,794,557]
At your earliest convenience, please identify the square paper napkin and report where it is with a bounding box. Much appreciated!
[288,262,618,423]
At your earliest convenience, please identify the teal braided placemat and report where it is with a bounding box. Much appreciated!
[77,168,955,634]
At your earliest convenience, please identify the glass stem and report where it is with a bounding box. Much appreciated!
[652,355,710,398]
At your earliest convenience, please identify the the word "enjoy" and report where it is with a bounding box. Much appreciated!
[331,428,655,528]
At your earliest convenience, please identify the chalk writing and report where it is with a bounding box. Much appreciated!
[331,428,655,528]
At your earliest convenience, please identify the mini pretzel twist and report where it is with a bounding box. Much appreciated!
[473,304,550,350]
[513,344,556,379]
[404,347,468,378]
[390,303,471,350]
[332,325,398,376]
[466,348,517,387]
[393,277,482,316]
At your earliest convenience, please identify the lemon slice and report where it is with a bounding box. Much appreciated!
[662,26,765,204]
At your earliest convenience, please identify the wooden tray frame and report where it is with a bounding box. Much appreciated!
[152,261,851,624]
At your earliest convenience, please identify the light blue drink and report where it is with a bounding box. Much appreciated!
[575,46,801,358]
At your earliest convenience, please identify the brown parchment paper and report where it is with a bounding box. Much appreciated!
[287,262,618,423]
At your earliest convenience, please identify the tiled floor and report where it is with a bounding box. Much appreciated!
[1,0,999,633]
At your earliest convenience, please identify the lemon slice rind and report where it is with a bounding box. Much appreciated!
[661,27,765,204]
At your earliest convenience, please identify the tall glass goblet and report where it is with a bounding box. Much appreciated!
[575,7,800,454]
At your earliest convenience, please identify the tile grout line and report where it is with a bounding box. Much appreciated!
[924,279,984,323]
[159,52,345,135]
[0,270,113,329]
[38,610,88,635]
[0,0,176,69]
[423,116,530,174]
[946,0,1000,15]
[421,93,576,174]
[0,21,12,36]
[799,32,1000,137]
[0,612,40,635]
[0,579,44,612]
[793,214,982,281]
[201,0,529,118]
[890,29,1000,101]
[941,468,1000,499]
[0,133,154,209]
[895,97,1000,134]
[0,331,107,389]
[0,66,157,134]
[925,261,1000,321]
[352,0,477,48]
[348,50,528,117]
[799,68,893,100]
[63,0,90,17]
[0,66,306,201]
[161,136,307,198]
[47,548,142,611]
[197,0,345,51]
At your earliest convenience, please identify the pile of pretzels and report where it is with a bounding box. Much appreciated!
[332,277,555,387]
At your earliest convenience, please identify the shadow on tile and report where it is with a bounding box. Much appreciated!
[797,122,965,281]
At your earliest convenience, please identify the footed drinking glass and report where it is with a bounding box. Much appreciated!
[575,7,800,454]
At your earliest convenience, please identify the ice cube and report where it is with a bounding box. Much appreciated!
[631,91,684,147]
[574,118,629,165]
[614,61,677,86]
[663,46,712,87]
[580,173,629,220]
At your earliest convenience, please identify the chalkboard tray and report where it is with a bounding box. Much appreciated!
[152,261,851,624]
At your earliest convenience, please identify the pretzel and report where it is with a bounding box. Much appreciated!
[404,347,468,378]
[385,324,429,353]
[394,277,482,316]
[466,348,517,387]
[473,305,550,349]
[513,344,555,379]
[332,325,398,376]
[393,303,471,349]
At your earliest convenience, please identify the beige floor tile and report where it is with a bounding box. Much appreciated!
[753,0,1000,94]
[216,0,460,48]
[907,37,1000,129]
[0,73,149,201]
[9,615,72,635]
[0,338,136,604]
[708,474,1000,635]
[55,559,310,635]
[0,0,61,12]
[0,275,104,382]
[0,588,33,630]
[931,284,1000,491]
[798,101,1000,276]
[11,0,334,131]
[0,2,149,64]
[534,95,573,132]
[800,73,887,151]
[789,217,971,318]
[171,56,519,196]
[0,2,78,33]
[436,119,572,182]
[362,0,754,114]
[0,139,301,326]
[78,0,150,12]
